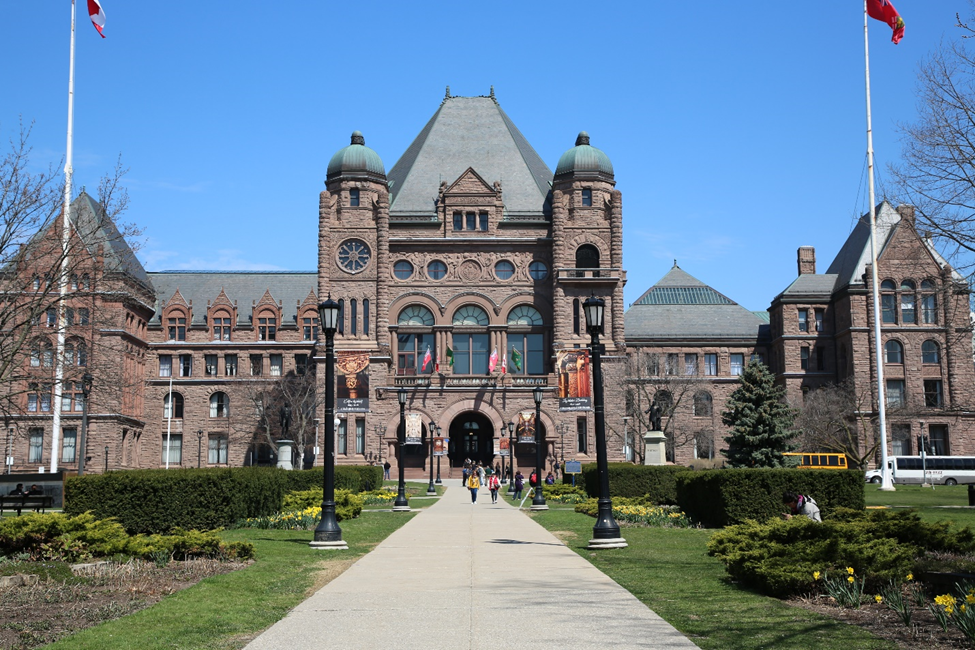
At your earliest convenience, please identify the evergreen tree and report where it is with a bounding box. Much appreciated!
[721,360,797,468]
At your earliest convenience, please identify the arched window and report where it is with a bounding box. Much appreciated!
[41,340,54,368]
[693,391,713,417]
[880,279,896,323]
[921,280,938,324]
[337,300,345,335]
[164,392,184,419]
[363,299,370,335]
[74,341,87,366]
[884,340,904,364]
[397,305,435,376]
[575,245,600,277]
[507,306,545,375]
[350,299,358,335]
[167,310,187,341]
[900,279,916,324]
[452,305,490,374]
[209,392,229,418]
[922,340,941,364]
[257,311,277,341]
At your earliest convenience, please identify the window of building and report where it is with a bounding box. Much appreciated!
[495,260,515,280]
[32,275,40,290]
[891,424,912,456]
[684,354,698,375]
[162,434,182,464]
[225,354,238,376]
[258,316,277,341]
[164,392,184,419]
[901,279,916,324]
[529,261,548,281]
[250,354,263,376]
[479,212,488,231]
[205,354,217,376]
[730,353,744,376]
[394,260,414,280]
[452,333,488,375]
[209,392,229,418]
[576,417,588,454]
[295,354,307,375]
[28,428,43,463]
[704,353,718,376]
[212,316,231,341]
[572,299,580,335]
[74,341,87,366]
[800,347,809,370]
[814,309,824,332]
[798,309,808,332]
[645,354,660,376]
[666,353,679,375]
[924,380,944,408]
[204,435,226,464]
[886,379,906,408]
[693,391,713,417]
[921,280,938,323]
[61,428,77,463]
[922,340,940,364]
[427,260,447,280]
[582,189,592,206]
[66,307,74,326]
[303,316,319,340]
[168,316,186,341]
[465,212,476,231]
[349,188,359,206]
[929,424,949,455]
[45,308,57,327]
[356,418,365,454]
[159,355,172,377]
[507,306,545,375]
[884,340,903,364]
[814,346,824,371]
[338,419,348,455]
[350,299,358,335]
[363,299,369,335]
[80,274,90,290]
[575,245,600,276]
[881,280,897,323]
[453,212,463,231]
[179,354,193,377]
[270,354,282,377]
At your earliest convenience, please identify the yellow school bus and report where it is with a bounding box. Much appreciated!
[784,452,848,470]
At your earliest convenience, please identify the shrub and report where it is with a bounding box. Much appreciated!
[280,489,362,520]
[541,483,587,503]
[282,465,383,494]
[579,463,688,504]
[675,468,864,528]
[707,509,975,598]
[574,497,692,528]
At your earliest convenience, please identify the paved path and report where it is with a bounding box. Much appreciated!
[244,480,699,650]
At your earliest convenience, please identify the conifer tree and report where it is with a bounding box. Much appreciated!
[721,360,797,468]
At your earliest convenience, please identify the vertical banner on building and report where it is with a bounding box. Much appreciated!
[336,352,370,413]
[556,349,592,411]
[517,410,537,443]
[433,436,447,456]
[498,436,510,457]
[405,413,423,445]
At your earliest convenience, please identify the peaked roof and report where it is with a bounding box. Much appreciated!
[70,192,151,288]
[626,265,770,342]
[386,95,553,218]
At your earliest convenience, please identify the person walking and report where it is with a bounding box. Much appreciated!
[468,471,480,504]
[488,471,501,503]
[476,463,486,487]
[383,461,391,480]
[513,471,524,500]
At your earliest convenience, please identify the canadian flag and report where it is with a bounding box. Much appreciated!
[501,353,507,374]
[88,0,106,38]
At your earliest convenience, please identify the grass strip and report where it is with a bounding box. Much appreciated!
[531,508,897,650]
[43,511,415,650]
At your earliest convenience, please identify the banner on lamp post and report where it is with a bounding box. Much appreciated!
[556,349,592,412]
[336,351,370,413]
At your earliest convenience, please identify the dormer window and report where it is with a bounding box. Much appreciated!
[349,189,360,206]
[582,189,592,206]
[168,316,186,341]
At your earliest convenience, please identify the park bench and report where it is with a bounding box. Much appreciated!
[0,494,54,515]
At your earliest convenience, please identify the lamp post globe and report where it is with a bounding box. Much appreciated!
[531,387,547,510]
[506,421,516,494]
[393,389,410,511]
[427,419,437,495]
[311,297,347,550]
[583,295,626,549]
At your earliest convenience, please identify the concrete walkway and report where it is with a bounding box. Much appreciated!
[244,480,699,650]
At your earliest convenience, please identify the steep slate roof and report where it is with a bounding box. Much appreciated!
[625,265,770,341]
[386,95,553,218]
[147,271,316,327]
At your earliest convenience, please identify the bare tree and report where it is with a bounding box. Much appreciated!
[240,367,322,467]
[793,380,879,469]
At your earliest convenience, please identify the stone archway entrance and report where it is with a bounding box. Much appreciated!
[448,412,494,469]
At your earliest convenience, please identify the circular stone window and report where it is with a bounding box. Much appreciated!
[495,260,515,280]
[337,239,371,273]
[529,261,548,281]
[393,260,414,280]
[427,260,447,280]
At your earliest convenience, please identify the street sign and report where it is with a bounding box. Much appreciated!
[564,460,582,475]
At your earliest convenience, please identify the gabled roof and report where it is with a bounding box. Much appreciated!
[63,192,151,288]
[625,265,770,342]
[825,200,901,291]
[386,95,553,218]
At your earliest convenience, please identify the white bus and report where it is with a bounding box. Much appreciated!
[865,456,975,485]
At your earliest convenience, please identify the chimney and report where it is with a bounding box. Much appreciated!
[896,204,916,227]
[797,246,816,275]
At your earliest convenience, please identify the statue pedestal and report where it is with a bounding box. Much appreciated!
[642,431,667,466]
[276,440,294,470]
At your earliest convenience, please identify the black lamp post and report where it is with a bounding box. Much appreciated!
[435,425,442,484]
[583,295,626,549]
[78,372,93,476]
[311,297,348,550]
[374,425,384,465]
[104,445,108,473]
[427,419,437,495]
[393,389,410,511]
[531,387,547,510]
[506,421,516,495]
[197,429,204,468]
[499,423,507,486]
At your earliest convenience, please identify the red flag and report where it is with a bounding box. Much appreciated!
[489,348,498,373]
[435,356,440,373]
[867,0,904,44]
[421,346,432,372]
[88,0,106,38]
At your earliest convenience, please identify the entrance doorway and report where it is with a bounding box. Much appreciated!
[448,412,494,469]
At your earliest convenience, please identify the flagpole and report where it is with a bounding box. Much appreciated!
[50,0,80,473]
[165,372,173,469]
[864,0,894,490]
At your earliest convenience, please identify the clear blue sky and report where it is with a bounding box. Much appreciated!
[1,1,957,312]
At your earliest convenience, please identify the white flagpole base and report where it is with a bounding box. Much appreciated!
[309,540,348,550]
[588,538,628,550]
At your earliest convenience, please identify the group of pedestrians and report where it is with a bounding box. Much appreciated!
[461,460,505,504]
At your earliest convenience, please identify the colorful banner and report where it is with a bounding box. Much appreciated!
[498,436,510,457]
[433,437,447,456]
[336,351,370,413]
[556,349,592,412]
[516,410,537,444]
[405,413,423,445]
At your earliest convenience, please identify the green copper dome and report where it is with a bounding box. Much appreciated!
[327,131,386,181]
[554,132,614,178]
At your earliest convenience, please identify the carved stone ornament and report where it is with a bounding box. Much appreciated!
[459,260,482,282]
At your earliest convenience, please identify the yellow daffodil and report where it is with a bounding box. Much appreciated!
[846,567,855,575]
[875,595,883,603]
[906,573,913,581]
[847,576,855,584]
[813,571,821,581]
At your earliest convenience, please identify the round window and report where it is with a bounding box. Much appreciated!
[495,260,515,280]
[428,260,447,280]
[393,260,414,280]
[529,261,548,281]
[337,239,371,273]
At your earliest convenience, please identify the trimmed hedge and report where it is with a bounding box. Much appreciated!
[676,468,865,528]
[579,463,688,504]
[281,465,384,494]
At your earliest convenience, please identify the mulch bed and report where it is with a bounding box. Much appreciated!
[0,558,248,650]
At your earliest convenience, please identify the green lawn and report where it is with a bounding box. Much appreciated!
[865,483,975,527]
[531,509,897,650]
[43,512,415,650]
